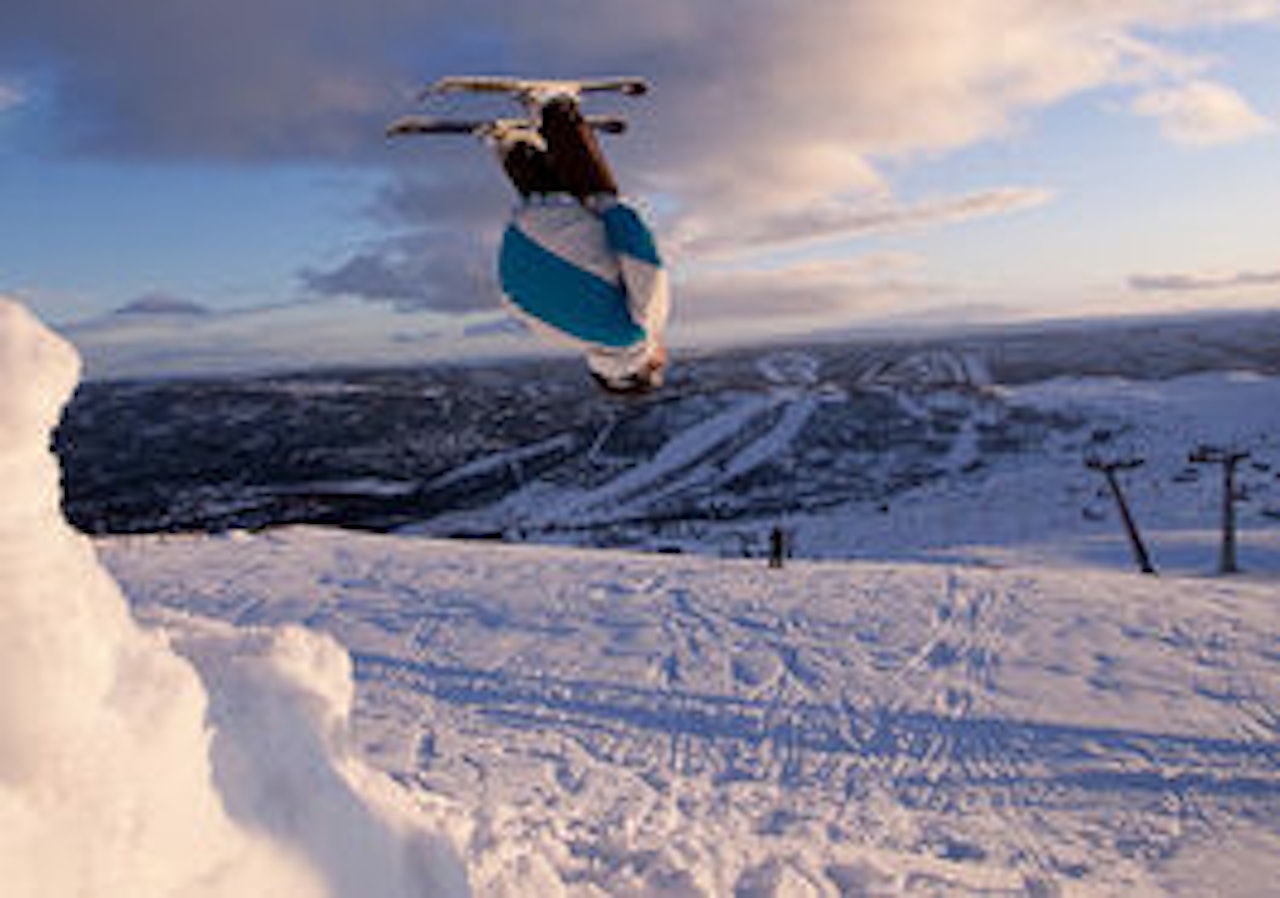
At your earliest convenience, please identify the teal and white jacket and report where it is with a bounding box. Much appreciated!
[498,195,669,380]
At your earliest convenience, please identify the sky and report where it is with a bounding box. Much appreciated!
[1,0,1278,377]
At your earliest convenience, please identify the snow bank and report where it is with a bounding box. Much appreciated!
[0,299,466,898]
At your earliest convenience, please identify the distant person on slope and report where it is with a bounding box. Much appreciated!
[389,80,670,395]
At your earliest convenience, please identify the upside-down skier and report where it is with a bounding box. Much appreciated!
[388,78,670,395]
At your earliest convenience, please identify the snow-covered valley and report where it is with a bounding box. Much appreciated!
[56,310,1280,557]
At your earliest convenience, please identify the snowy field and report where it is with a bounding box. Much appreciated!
[6,297,1280,896]
[104,528,1280,896]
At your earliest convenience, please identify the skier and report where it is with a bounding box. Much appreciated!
[390,81,670,394]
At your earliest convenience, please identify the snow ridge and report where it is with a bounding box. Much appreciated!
[0,300,465,898]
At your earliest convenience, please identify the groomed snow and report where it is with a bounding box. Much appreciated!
[104,526,1280,896]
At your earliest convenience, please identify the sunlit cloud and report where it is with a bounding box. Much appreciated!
[6,0,1279,335]
[1132,80,1274,146]
[681,253,935,327]
[1130,268,1280,291]
[676,187,1054,258]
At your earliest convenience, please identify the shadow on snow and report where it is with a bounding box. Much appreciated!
[354,653,1280,801]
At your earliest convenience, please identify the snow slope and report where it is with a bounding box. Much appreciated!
[104,528,1280,896]
[772,371,1280,578]
[497,392,822,529]
[406,351,1280,576]
[8,297,1280,895]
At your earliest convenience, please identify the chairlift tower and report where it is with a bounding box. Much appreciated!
[1189,445,1250,575]
[1086,456,1157,575]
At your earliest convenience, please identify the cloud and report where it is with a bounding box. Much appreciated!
[677,187,1054,258]
[371,165,511,233]
[299,234,492,313]
[681,254,935,329]
[1129,268,1280,292]
[371,1,1270,282]
[1140,0,1280,29]
[6,0,1278,321]
[1132,79,1274,145]
[462,316,529,339]
[64,297,533,380]
[1,1,421,160]
[115,292,211,317]
[617,2,1272,218]
[9,2,1273,167]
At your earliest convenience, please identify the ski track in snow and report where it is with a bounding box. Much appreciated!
[104,529,1280,896]
[489,391,819,528]
[421,434,577,494]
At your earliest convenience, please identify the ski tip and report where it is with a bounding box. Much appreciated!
[385,116,480,138]
[385,117,413,138]
[587,116,628,135]
[612,79,649,97]
[386,116,438,137]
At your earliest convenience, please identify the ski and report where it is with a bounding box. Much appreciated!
[387,115,627,140]
[418,76,648,105]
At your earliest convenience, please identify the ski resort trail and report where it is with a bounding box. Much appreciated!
[466,391,822,531]
[104,528,1280,896]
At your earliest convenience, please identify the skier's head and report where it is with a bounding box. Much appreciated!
[588,342,666,396]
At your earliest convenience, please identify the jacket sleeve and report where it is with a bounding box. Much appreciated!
[601,202,670,341]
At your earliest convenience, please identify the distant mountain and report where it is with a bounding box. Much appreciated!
[114,294,211,317]
[56,310,1280,548]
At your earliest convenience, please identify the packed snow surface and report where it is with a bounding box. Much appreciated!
[105,528,1280,896]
